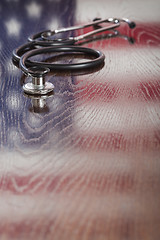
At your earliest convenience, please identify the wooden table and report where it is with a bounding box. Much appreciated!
[0,0,160,239]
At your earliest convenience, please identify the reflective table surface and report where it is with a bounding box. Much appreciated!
[0,0,160,239]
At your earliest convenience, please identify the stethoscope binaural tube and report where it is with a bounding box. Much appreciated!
[12,38,76,64]
[20,46,105,73]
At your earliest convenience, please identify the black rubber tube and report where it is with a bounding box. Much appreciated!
[20,46,105,73]
[12,36,76,63]
[28,30,76,46]
[12,41,37,62]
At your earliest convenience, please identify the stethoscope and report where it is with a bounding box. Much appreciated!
[12,17,136,95]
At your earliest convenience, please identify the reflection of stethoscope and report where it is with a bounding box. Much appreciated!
[12,17,136,95]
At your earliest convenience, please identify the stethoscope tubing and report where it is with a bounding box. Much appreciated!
[13,17,136,75]
[12,39,76,63]
[19,46,105,73]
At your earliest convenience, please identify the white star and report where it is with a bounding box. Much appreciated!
[8,128,21,146]
[5,18,21,37]
[7,59,20,76]
[0,41,2,51]
[0,63,2,78]
[25,2,42,19]
[6,91,22,111]
[47,18,59,31]
[6,0,19,2]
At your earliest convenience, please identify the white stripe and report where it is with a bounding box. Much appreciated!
[0,150,132,173]
[77,47,160,84]
[0,192,155,222]
[74,101,160,133]
[76,0,160,22]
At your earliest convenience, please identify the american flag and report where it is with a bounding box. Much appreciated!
[0,0,160,239]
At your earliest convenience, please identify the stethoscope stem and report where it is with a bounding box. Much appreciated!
[23,66,54,95]
[41,18,120,41]
[74,23,120,41]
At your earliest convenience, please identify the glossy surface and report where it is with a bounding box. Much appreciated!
[0,0,160,239]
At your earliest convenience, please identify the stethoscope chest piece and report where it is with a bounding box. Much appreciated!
[23,66,54,95]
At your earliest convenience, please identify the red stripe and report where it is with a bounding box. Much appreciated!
[2,171,135,194]
[75,81,160,102]
[0,217,141,239]
[77,23,160,47]
[74,131,160,151]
